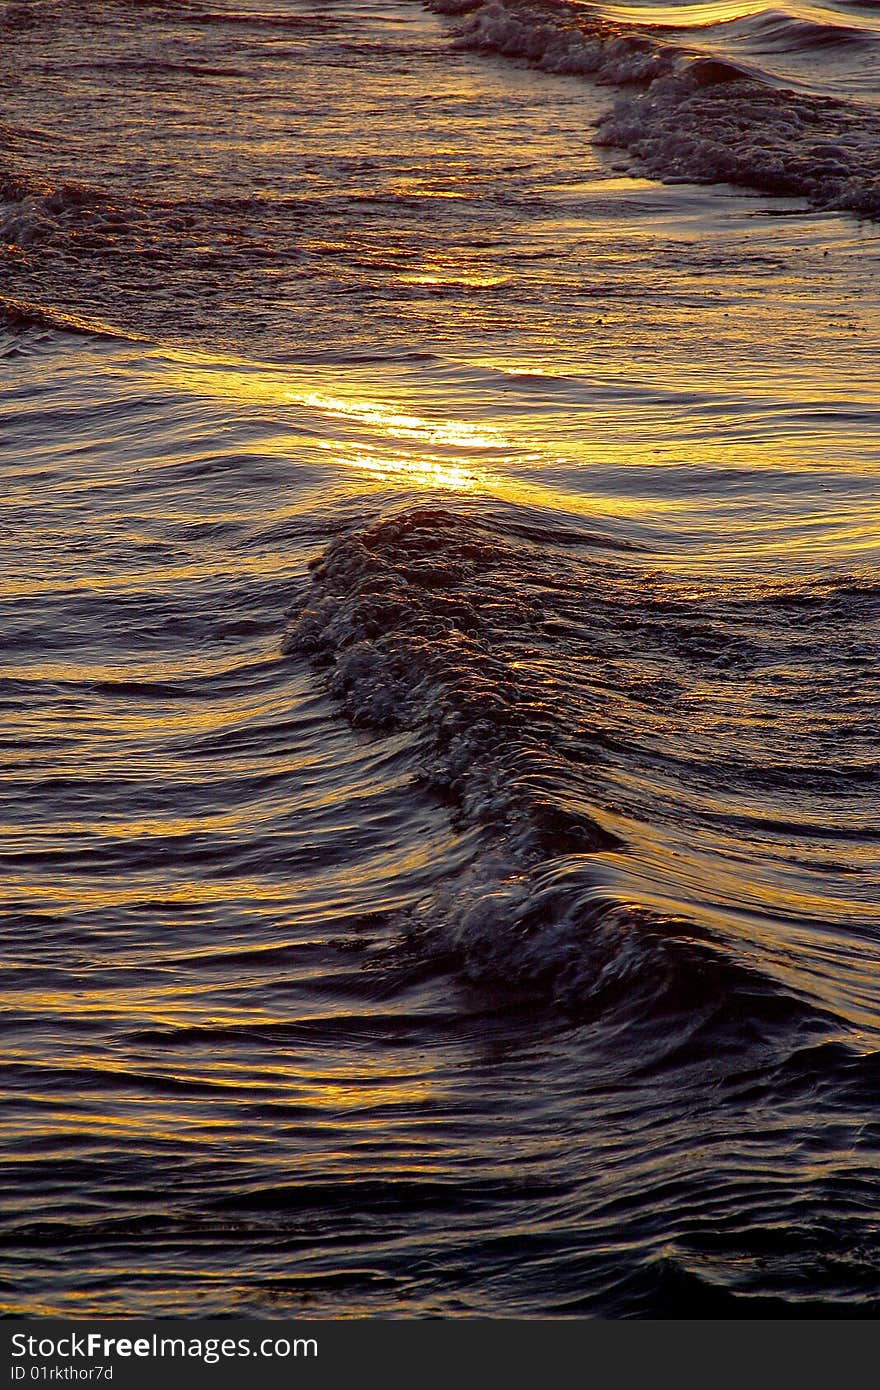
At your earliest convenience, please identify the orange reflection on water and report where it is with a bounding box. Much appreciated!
[397,272,508,287]
[293,390,512,451]
[600,0,880,27]
[317,442,490,494]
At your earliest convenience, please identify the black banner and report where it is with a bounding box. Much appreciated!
[1,1319,858,1390]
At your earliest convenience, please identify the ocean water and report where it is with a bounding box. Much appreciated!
[2,0,879,1317]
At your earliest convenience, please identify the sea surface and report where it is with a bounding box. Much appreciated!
[2,0,879,1316]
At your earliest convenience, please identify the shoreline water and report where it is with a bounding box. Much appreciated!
[2,0,879,1316]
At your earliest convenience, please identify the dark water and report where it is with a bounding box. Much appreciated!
[2,0,880,1316]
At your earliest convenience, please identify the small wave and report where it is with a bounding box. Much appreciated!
[602,2,879,51]
[429,0,880,217]
[285,508,867,1031]
[286,509,644,1007]
[741,10,873,48]
[0,166,140,253]
[286,509,621,854]
[598,73,880,214]
[0,295,144,341]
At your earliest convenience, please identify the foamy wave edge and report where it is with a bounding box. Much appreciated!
[428,0,880,218]
[284,509,815,1022]
[0,294,142,341]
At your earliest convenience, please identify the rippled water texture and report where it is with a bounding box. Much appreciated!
[2,0,880,1317]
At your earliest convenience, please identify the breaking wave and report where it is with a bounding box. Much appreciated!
[286,507,880,1028]
[430,0,880,216]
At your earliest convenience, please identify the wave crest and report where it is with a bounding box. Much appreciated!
[287,509,620,859]
[429,0,880,217]
[284,508,850,1031]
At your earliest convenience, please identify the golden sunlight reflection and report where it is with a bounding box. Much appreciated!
[292,390,512,451]
[397,272,509,287]
[6,1016,437,1112]
[318,438,708,523]
[317,441,489,494]
[150,355,880,571]
[389,182,468,199]
[601,0,880,28]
